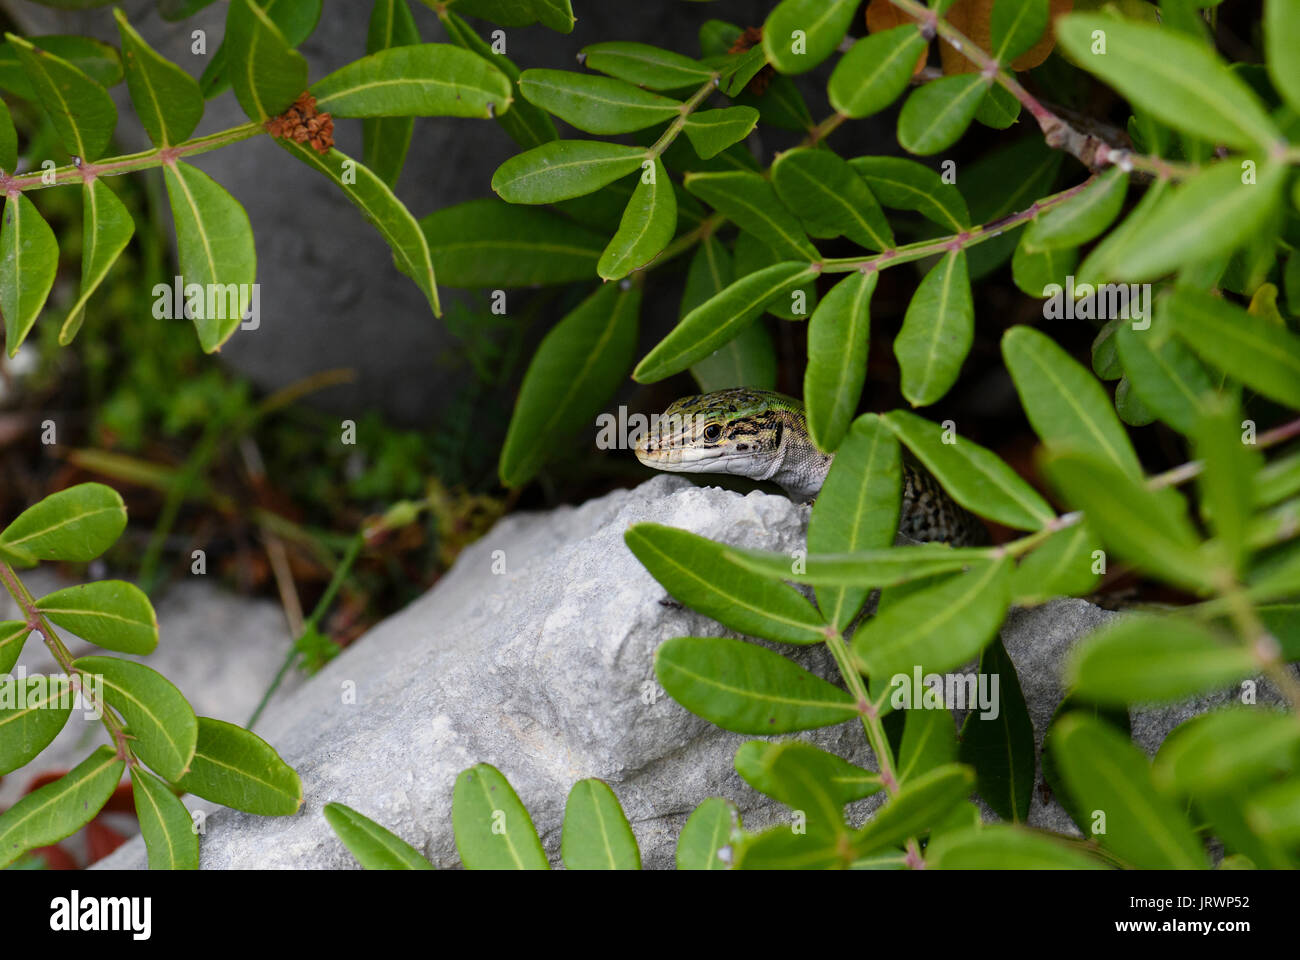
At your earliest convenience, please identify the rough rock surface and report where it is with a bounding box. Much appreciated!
[92,475,1256,870]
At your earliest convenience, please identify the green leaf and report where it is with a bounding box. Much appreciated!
[807,417,902,631]
[655,636,858,734]
[882,410,1055,530]
[1010,521,1101,605]
[1114,319,1216,435]
[1154,707,1300,797]
[685,170,819,261]
[0,622,28,675]
[721,46,769,97]
[60,179,135,346]
[0,193,59,357]
[278,141,440,317]
[687,236,775,391]
[762,0,859,74]
[1055,14,1279,150]
[0,746,123,870]
[452,763,549,869]
[897,702,958,783]
[162,160,257,353]
[1051,714,1208,869]
[175,717,302,815]
[74,656,197,781]
[361,0,420,188]
[894,250,973,406]
[1167,285,1300,410]
[492,140,647,204]
[974,82,1021,129]
[1042,450,1215,592]
[225,0,308,121]
[453,0,574,32]
[200,0,320,99]
[1265,0,1300,114]
[323,802,434,869]
[726,542,993,588]
[1100,162,1287,282]
[598,158,676,280]
[1079,180,1169,283]
[898,74,987,156]
[736,743,854,851]
[734,74,812,132]
[1068,614,1257,704]
[1013,238,1076,295]
[581,41,714,90]
[732,822,850,869]
[735,740,881,808]
[849,156,971,231]
[113,8,203,147]
[854,763,975,856]
[441,11,556,149]
[992,0,1049,63]
[732,230,818,321]
[771,148,893,251]
[499,281,640,486]
[625,523,827,645]
[1002,325,1143,479]
[518,69,679,133]
[0,674,71,776]
[635,262,817,382]
[804,273,878,453]
[0,483,126,562]
[0,36,121,101]
[35,581,157,655]
[1023,168,1126,252]
[419,198,603,287]
[132,767,200,870]
[829,26,928,119]
[0,98,14,172]
[315,44,512,119]
[957,637,1035,821]
[561,779,640,869]
[676,797,739,870]
[928,824,1109,869]
[1244,780,1300,847]
[4,32,116,161]
[853,558,1012,683]
[1193,397,1259,574]
[683,107,759,160]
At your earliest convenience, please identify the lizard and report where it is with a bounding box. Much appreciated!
[633,387,990,547]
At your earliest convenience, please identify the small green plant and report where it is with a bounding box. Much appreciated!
[444,0,1300,869]
[0,483,300,870]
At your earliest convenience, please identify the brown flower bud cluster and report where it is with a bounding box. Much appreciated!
[264,92,335,154]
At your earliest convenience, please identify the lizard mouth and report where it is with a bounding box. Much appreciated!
[634,441,758,474]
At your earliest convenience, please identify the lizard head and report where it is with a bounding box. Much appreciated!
[633,388,796,482]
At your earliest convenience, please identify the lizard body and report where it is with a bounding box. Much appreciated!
[634,387,989,547]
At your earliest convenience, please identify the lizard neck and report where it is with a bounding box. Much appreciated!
[768,407,834,503]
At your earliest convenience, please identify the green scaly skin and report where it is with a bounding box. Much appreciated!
[634,387,989,547]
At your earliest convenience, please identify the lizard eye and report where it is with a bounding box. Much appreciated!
[702,423,722,442]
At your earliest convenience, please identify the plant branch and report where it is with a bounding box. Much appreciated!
[820,175,1095,275]
[1,122,265,194]
[0,560,133,759]
[646,74,722,161]
[885,0,1199,179]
